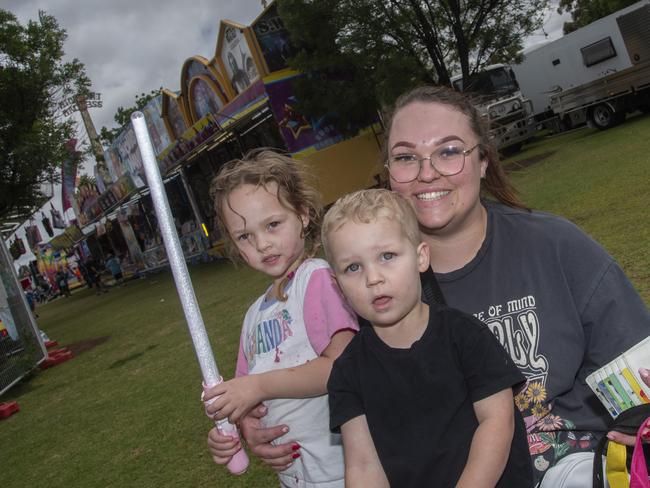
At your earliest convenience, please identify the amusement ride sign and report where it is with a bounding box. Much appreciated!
[59,92,103,117]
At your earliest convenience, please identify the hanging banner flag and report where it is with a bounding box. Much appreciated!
[61,139,81,213]
[50,203,65,229]
[9,240,21,260]
[16,237,27,255]
[41,213,54,237]
[25,224,43,250]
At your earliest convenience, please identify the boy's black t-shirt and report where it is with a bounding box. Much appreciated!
[328,304,534,487]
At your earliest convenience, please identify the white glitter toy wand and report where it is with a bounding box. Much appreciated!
[132,112,249,475]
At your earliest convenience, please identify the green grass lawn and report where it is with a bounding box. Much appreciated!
[504,112,650,300]
[1,113,648,487]
[0,263,277,488]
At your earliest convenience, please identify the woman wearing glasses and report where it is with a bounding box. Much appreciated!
[381,85,648,485]
[208,85,649,486]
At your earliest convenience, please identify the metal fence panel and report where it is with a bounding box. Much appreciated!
[0,239,47,396]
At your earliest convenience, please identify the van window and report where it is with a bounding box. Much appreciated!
[581,37,617,67]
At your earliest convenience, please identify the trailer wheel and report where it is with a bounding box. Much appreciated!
[590,104,624,130]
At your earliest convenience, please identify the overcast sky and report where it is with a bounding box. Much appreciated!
[3,0,569,268]
[4,0,264,268]
[6,0,265,134]
[6,0,569,135]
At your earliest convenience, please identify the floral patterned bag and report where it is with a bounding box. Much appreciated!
[538,405,650,488]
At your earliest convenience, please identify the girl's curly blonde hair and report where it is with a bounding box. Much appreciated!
[209,149,323,299]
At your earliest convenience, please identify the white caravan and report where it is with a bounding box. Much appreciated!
[511,0,650,129]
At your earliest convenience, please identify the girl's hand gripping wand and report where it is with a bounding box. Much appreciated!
[132,112,249,475]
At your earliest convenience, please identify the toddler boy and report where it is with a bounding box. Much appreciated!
[321,189,533,487]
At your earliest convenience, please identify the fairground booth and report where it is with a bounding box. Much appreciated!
[75,1,383,276]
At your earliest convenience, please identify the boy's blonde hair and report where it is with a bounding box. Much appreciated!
[209,149,322,265]
[321,189,421,262]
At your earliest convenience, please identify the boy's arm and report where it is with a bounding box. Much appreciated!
[205,330,355,423]
[455,388,515,488]
[340,415,389,487]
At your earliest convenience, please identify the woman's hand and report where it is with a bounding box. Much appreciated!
[206,404,300,471]
[241,405,301,471]
[207,426,242,465]
[606,367,650,446]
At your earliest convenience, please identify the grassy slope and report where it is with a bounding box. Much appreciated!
[505,113,650,300]
[0,114,648,487]
[0,262,277,488]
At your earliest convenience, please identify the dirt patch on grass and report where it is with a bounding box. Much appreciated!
[506,151,556,173]
[131,446,146,458]
[108,344,158,370]
[65,336,110,355]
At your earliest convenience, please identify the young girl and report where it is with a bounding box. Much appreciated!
[203,150,358,487]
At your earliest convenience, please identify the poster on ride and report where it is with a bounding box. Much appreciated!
[251,3,293,73]
[265,72,344,153]
[218,21,260,95]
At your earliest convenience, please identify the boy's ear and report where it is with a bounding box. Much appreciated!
[416,242,430,273]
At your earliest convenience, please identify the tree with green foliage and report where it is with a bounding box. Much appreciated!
[99,88,161,145]
[277,0,548,134]
[558,0,639,33]
[0,9,90,220]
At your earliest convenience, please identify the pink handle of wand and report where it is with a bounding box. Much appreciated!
[131,111,248,475]
[201,378,249,471]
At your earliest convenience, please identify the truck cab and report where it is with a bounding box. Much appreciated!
[451,64,536,152]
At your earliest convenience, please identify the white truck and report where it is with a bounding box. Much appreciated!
[511,0,650,130]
